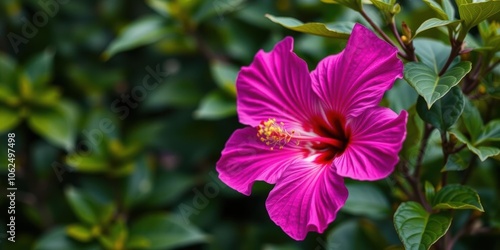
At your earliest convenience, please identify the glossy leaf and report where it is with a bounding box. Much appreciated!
[0,53,17,87]
[457,1,500,32]
[432,184,484,211]
[142,173,196,208]
[413,38,454,73]
[327,219,389,250]
[394,202,452,250]
[65,187,99,225]
[416,86,464,132]
[405,61,471,108]
[24,50,54,87]
[370,0,399,21]
[124,157,153,208]
[65,154,109,173]
[462,98,483,142]
[210,61,238,96]
[414,18,461,39]
[342,183,391,219]
[34,227,101,250]
[321,0,369,11]
[476,120,500,144]
[28,103,77,151]
[450,130,500,161]
[424,182,435,204]
[443,150,472,171]
[468,146,500,161]
[266,14,352,39]
[442,0,455,20]
[103,16,171,59]
[66,224,93,242]
[422,0,448,20]
[194,91,236,120]
[0,106,20,132]
[127,213,207,249]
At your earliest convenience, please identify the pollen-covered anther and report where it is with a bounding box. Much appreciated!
[256,118,295,150]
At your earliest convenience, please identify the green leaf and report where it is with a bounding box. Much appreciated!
[144,79,204,109]
[28,104,77,151]
[34,227,101,250]
[394,202,452,250]
[210,61,238,96]
[370,0,399,21]
[476,120,500,144]
[416,86,464,132]
[266,14,352,39]
[425,181,436,204]
[24,50,54,87]
[66,224,94,242]
[457,1,500,32]
[461,98,483,142]
[450,130,500,161]
[443,150,472,171]
[0,52,17,87]
[65,154,109,173]
[128,213,207,250]
[103,16,171,59]
[65,187,99,225]
[143,173,196,208]
[468,145,500,161]
[414,18,461,39]
[124,157,153,208]
[342,183,391,219]
[405,61,471,108]
[413,38,454,73]
[442,0,455,20]
[145,0,171,17]
[0,106,20,132]
[194,0,246,22]
[321,0,369,11]
[327,219,389,250]
[432,184,484,211]
[194,91,236,120]
[422,0,448,20]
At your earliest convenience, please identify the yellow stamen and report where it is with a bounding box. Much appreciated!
[256,118,295,150]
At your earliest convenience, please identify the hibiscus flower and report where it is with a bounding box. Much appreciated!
[216,23,407,240]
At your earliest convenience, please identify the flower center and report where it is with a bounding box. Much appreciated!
[256,113,350,160]
[257,118,295,150]
[307,111,351,164]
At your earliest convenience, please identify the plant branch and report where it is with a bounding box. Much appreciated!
[389,20,418,62]
[463,55,483,94]
[440,131,450,186]
[359,9,411,60]
[414,124,433,180]
[439,28,463,76]
[484,59,500,75]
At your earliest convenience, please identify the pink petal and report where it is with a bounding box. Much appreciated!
[216,127,300,195]
[311,24,403,118]
[236,37,320,128]
[334,107,408,180]
[266,162,348,240]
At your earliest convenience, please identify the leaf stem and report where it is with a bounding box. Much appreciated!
[463,55,483,94]
[440,131,450,186]
[484,59,500,75]
[414,124,433,179]
[389,20,417,62]
[439,31,463,76]
[359,9,407,57]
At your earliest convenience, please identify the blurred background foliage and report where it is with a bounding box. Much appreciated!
[0,0,499,249]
